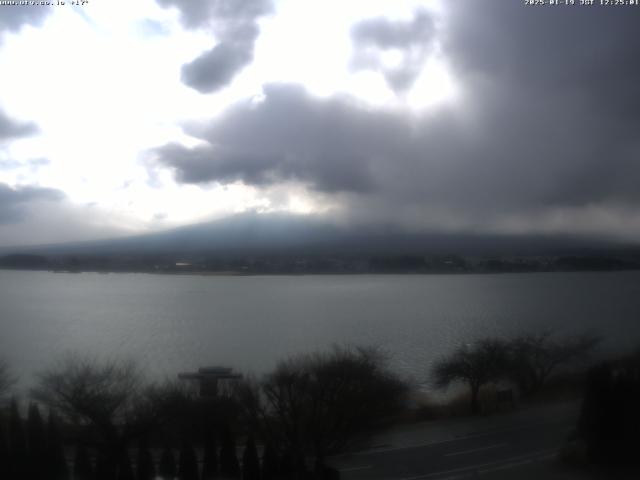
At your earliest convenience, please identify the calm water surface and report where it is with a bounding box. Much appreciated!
[1,270,640,389]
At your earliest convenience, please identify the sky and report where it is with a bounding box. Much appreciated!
[0,0,639,247]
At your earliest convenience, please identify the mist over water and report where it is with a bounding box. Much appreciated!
[1,269,640,392]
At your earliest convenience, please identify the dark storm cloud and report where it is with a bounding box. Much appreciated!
[441,1,640,206]
[155,1,640,237]
[156,77,634,212]
[0,183,64,224]
[155,84,378,193]
[157,0,273,93]
[445,2,640,117]
[181,37,256,93]
[350,10,435,92]
[0,4,50,36]
[0,110,38,141]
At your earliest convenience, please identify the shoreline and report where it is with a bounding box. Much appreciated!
[1,266,639,277]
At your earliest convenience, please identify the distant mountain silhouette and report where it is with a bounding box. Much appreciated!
[3,212,635,258]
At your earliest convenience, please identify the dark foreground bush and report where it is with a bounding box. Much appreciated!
[235,345,408,471]
[579,353,640,466]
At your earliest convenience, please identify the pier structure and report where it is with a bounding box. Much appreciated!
[178,366,243,398]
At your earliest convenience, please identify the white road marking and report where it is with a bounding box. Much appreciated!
[444,442,508,457]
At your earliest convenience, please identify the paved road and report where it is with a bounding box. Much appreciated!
[331,405,578,479]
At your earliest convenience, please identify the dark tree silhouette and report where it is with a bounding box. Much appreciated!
[145,380,201,442]
[178,439,199,480]
[305,346,407,462]
[0,360,14,404]
[261,442,279,480]
[27,403,48,480]
[46,411,69,480]
[96,452,116,480]
[158,446,177,480]
[32,355,143,424]
[32,354,169,470]
[74,444,95,480]
[136,437,155,480]
[579,352,640,466]
[279,450,295,479]
[432,339,508,414]
[201,428,218,480]
[219,425,240,478]
[9,399,28,478]
[116,450,135,480]
[96,452,118,480]
[242,435,260,480]
[506,332,600,396]
[0,420,10,480]
[236,346,407,469]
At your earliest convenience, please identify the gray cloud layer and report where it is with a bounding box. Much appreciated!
[0,183,64,224]
[154,1,640,239]
[0,109,38,141]
[350,9,435,92]
[156,84,380,193]
[0,4,50,36]
[442,2,640,205]
[158,0,273,93]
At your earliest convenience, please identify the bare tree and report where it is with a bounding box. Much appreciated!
[31,354,171,466]
[32,354,141,423]
[432,339,508,415]
[236,346,408,472]
[506,331,600,397]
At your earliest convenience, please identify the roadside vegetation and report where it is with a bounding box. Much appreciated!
[0,347,407,480]
[1,330,637,479]
[431,331,600,415]
[568,348,640,470]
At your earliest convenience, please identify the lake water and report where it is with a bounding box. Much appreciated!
[1,270,640,391]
